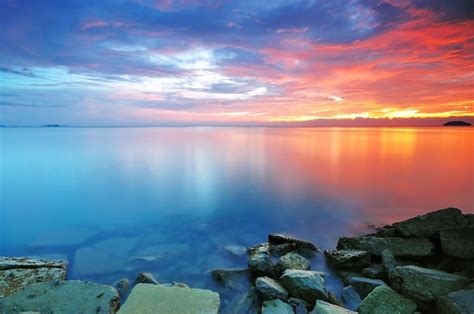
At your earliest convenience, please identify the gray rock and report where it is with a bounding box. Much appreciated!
[381,249,397,272]
[361,265,385,279]
[271,243,299,256]
[135,272,159,285]
[347,277,386,299]
[327,292,344,307]
[256,276,289,301]
[115,278,130,298]
[278,252,311,271]
[389,265,470,302]
[269,233,318,252]
[357,285,417,314]
[210,268,249,291]
[437,289,474,314]
[224,245,248,257]
[118,283,220,314]
[248,243,275,277]
[341,286,362,311]
[311,300,357,313]
[393,207,465,237]
[280,269,327,304]
[440,227,474,259]
[0,257,67,297]
[337,236,434,258]
[325,250,371,270]
[0,280,119,313]
[288,298,310,314]
[262,299,294,314]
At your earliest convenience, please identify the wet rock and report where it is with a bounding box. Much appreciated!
[381,249,397,272]
[440,227,474,259]
[262,299,294,314]
[393,207,465,238]
[288,298,310,314]
[271,243,298,256]
[224,245,248,257]
[389,265,469,302]
[0,280,119,313]
[226,288,259,314]
[269,233,318,252]
[211,268,249,291]
[357,285,417,314]
[437,289,474,314]
[118,283,220,314]
[347,276,386,299]
[115,278,130,298]
[341,285,362,311]
[135,272,159,285]
[280,269,327,304]
[0,257,67,297]
[327,292,344,307]
[248,243,275,277]
[464,214,474,226]
[277,252,311,271]
[325,250,370,270]
[311,300,357,313]
[256,276,289,301]
[337,236,434,258]
[361,265,385,279]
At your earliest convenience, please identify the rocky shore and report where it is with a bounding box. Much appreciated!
[1,207,473,313]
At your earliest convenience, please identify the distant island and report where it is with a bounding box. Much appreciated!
[42,124,61,127]
[443,120,471,126]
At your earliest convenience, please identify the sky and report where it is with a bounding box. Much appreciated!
[0,0,473,126]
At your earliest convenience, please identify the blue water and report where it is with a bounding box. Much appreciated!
[1,127,473,304]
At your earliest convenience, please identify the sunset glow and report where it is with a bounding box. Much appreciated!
[1,0,473,126]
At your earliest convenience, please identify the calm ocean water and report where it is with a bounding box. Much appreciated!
[0,127,473,300]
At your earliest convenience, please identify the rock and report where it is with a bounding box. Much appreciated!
[327,292,344,307]
[210,268,249,290]
[118,283,220,314]
[443,121,471,126]
[464,214,474,226]
[341,286,362,311]
[357,285,417,314]
[135,272,159,285]
[269,233,319,252]
[389,265,470,302]
[437,289,474,314]
[337,236,434,258]
[271,243,299,256]
[311,300,357,313]
[381,249,397,272]
[224,245,248,257]
[226,288,259,314]
[440,227,474,259]
[280,269,327,304]
[248,244,275,277]
[288,298,310,314]
[262,299,294,314]
[324,250,370,270]
[0,280,119,313]
[256,276,289,301]
[277,252,311,271]
[115,278,130,298]
[347,277,386,299]
[0,257,67,297]
[361,265,385,279]
[393,207,465,237]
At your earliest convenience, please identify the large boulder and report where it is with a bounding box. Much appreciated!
[0,257,67,297]
[277,252,311,271]
[437,289,474,314]
[346,277,386,299]
[118,283,220,314]
[393,207,465,237]
[262,299,294,314]
[280,269,327,304]
[0,280,119,313]
[324,250,370,270]
[389,265,470,302]
[341,285,362,311]
[311,300,357,313]
[337,236,434,258]
[440,227,474,259]
[248,244,275,277]
[256,276,289,301]
[357,285,417,314]
[268,234,318,253]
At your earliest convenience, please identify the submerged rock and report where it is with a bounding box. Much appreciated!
[337,236,434,258]
[210,268,249,291]
[277,252,311,271]
[0,257,67,297]
[357,285,417,314]
[269,234,319,253]
[346,276,386,299]
[262,299,294,314]
[115,278,130,298]
[226,288,259,314]
[118,283,220,314]
[224,245,248,257]
[135,272,159,285]
[440,227,474,259]
[389,265,469,302]
[437,289,474,314]
[324,250,371,270]
[311,300,357,313]
[280,269,327,304]
[393,207,465,238]
[248,244,275,277]
[0,280,120,313]
[341,285,362,311]
[256,276,289,301]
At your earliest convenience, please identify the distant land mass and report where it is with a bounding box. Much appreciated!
[443,120,471,126]
[42,124,61,127]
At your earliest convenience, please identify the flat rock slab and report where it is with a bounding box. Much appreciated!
[280,269,327,304]
[311,300,357,313]
[118,283,220,314]
[337,236,434,257]
[0,257,66,270]
[440,227,474,259]
[342,285,362,311]
[437,289,474,314]
[347,277,386,299]
[390,265,470,302]
[256,276,288,301]
[0,280,119,313]
[357,285,417,314]
[324,250,371,270]
[262,299,294,314]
